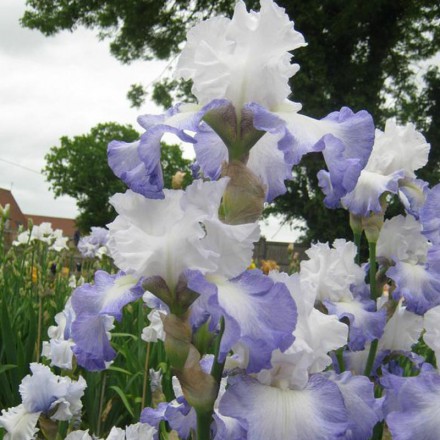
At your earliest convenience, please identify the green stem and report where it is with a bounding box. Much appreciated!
[196,409,213,440]
[141,342,152,410]
[364,339,379,376]
[368,241,378,301]
[97,372,107,437]
[371,386,384,439]
[194,318,226,440]
[36,296,43,361]
[364,240,379,377]
[210,317,226,385]
[353,231,362,265]
[336,348,345,373]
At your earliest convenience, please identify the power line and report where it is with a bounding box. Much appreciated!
[0,158,42,175]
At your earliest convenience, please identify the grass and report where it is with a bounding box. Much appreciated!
[0,224,172,438]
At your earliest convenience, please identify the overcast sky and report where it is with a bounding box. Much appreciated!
[0,0,303,242]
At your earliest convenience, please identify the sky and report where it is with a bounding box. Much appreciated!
[0,0,304,242]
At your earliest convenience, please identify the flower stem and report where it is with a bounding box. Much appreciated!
[364,339,379,376]
[210,317,226,384]
[196,409,213,440]
[364,239,379,376]
[353,231,362,265]
[335,347,345,373]
[141,342,152,410]
[36,296,43,361]
[97,372,107,437]
[368,240,378,301]
[194,317,226,440]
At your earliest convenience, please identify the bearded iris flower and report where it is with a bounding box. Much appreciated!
[71,271,144,370]
[215,273,380,440]
[0,364,86,440]
[108,0,374,206]
[342,119,430,216]
[107,178,259,291]
[376,215,440,314]
[42,298,76,370]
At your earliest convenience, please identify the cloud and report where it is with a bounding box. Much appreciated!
[0,0,50,56]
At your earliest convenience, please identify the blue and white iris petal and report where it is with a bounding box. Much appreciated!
[262,272,348,389]
[218,373,349,440]
[325,371,382,440]
[107,0,374,204]
[325,297,386,351]
[0,363,86,440]
[187,269,297,373]
[376,214,440,314]
[387,259,440,315]
[381,367,440,440]
[71,271,144,370]
[342,300,424,375]
[141,359,244,440]
[420,183,440,245]
[342,119,430,216]
[42,298,76,369]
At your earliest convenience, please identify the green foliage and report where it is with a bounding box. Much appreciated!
[21,0,235,63]
[152,78,196,109]
[0,229,174,438]
[126,83,147,109]
[264,0,440,243]
[0,234,78,411]
[43,122,192,233]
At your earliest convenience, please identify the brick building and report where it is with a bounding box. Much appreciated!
[0,188,76,244]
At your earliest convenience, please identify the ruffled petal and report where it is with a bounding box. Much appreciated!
[398,178,429,218]
[300,239,365,303]
[369,119,430,177]
[379,301,423,352]
[65,430,94,440]
[0,405,40,440]
[420,183,440,245]
[108,188,217,288]
[193,123,228,180]
[326,371,382,440]
[188,270,296,373]
[72,271,143,321]
[219,374,348,440]
[108,105,196,199]
[381,369,440,440]
[71,313,115,371]
[108,139,165,199]
[201,219,260,279]
[20,363,69,413]
[125,422,157,440]
[267,272,348,388]
[387,261,440,315]
[376,215,428,265]
[423,304,440,363]
[246,130,292,202]
[325,297,386,351]
[42,338,75,370]
[175,0,306,109]
[276,106,374,201]
[342,169,403,216]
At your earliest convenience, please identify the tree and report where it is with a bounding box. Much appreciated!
[25,0,440,243]
[44,122,191,232]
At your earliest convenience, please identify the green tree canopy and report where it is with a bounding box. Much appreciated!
[44,122,191,232]
[25,0,440,243]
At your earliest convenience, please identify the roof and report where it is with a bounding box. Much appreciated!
[0,188,77,237]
